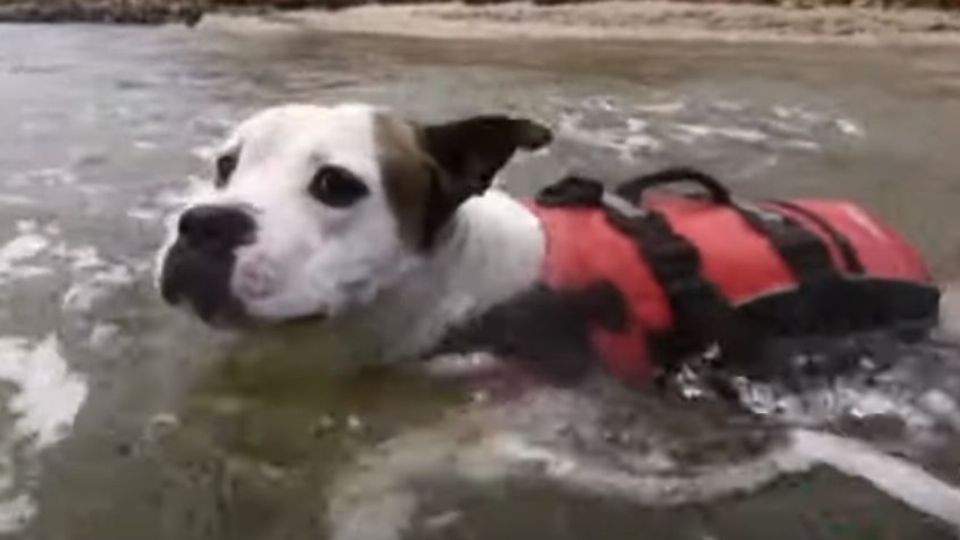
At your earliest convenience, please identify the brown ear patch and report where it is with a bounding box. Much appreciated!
[374,113,439,251]
[375,112,554,252]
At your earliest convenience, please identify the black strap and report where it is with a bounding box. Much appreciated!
[604,195,756,368]
[734,204,839,284]
[537,175,748,363]
[615,167,733,205]
[617,167,844,285]
[770,200,865,274]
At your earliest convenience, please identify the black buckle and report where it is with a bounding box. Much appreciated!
[536,176,605,207]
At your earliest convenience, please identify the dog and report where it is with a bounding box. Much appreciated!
[156,103,957,539]
[158,101,937,386]
[157,102,584,379]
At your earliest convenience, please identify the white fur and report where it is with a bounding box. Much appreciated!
[336,189,544,359]
[159,103,545,360]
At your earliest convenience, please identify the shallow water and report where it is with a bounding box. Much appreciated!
[2,21,960,539]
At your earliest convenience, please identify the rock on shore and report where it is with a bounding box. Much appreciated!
[0,1,205,25]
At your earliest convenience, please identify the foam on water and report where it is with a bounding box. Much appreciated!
[791,429,960,528]
[0,225,129,293]
[632,101,687,115]
[189,143,220,163]
[0,227,114,532]
[549,95,866,179]
[87,322,121,349]
[0,194,36,207]
[0,336,88,449]
[0,206,138,532]
[835,118,864,137]
[0,336,88,534]
[737,381,938,430]
[0,494,36,535]
[62,264,136,313]
[153,176,208,209]
[562,95,864,152]
[0,232,50,280]
[59,245,106,272]
[327,389,960,540]
[133,140,159,151]
[557,109,663,162]
[127,207,162,222]
[672,123,770,144]
[5,167,77,188]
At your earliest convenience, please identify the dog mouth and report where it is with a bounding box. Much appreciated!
[161,251,331,329]
[160,240,247,326]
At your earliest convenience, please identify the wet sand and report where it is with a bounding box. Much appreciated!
[215,1,960,45]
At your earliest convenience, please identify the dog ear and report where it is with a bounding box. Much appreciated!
[418,115,552,248]
[421,115,552,195]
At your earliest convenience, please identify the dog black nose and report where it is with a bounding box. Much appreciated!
[177,205,254,251]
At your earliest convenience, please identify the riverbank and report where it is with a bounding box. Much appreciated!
[209,1,960,45]
[0,0,204,25]
[1,0,960,39]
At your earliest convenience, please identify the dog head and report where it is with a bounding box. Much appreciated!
[157,103,552,326]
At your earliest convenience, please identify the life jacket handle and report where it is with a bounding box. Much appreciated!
[615,167,733,206]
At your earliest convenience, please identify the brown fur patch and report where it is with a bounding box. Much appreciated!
[374,113,437,250]
[375,112,554,250]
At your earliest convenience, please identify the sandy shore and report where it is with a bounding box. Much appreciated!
[207,1,960,45]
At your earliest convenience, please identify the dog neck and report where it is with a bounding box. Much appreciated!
[337,189,545,362]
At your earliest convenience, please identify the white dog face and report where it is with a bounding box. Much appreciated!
[158,103,551,326]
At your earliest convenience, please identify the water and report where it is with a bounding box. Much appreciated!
[1,21,960,539]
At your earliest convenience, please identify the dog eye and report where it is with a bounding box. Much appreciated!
[215,154,238,188]
[309,166,369,207]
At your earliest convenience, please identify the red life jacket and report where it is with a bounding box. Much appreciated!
[526,170,939,384]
